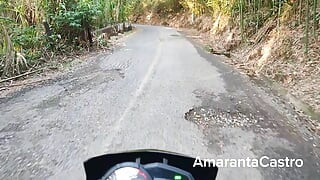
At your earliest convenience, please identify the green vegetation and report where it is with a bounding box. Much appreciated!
[0,0,133,78]
[1,0,318,78]
[134,0,319,50]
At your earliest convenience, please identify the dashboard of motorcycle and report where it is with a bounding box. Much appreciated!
[84,149,218,180]
[103,162,194,180]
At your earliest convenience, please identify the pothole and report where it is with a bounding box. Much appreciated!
[184,107,260,129]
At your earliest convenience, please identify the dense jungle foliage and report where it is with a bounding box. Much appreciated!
[0,0,319,78]
[0,0,137,78]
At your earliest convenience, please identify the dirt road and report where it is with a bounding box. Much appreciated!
[0,25,319,179]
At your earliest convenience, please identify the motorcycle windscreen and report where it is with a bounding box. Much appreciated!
[84,149,218,180]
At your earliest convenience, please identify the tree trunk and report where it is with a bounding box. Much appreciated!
[43,20,52,37]
[87,25,93,46]
[116,0,121,22]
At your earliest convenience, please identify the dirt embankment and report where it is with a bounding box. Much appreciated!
[136,11,320,128]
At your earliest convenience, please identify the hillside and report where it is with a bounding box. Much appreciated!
[134,0,320,125]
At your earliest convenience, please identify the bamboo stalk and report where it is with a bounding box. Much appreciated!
[305,0,310,54]
[313,0,318,37]
[278,0,282,29]
[299,0,303,24]
[240,0,244,41]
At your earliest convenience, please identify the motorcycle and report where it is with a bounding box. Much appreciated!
[84,149,218,180]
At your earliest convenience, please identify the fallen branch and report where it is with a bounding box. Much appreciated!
[0,87,7,91]
[0,68,44,83]
[0,78,52,90]
[209,48,231,58]
[254,19,277,45]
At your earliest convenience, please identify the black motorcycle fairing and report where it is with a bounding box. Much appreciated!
[84,149,218,180]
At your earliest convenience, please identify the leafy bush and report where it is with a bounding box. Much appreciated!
[48,1,100,44]
[11,26,44,61]
[1,0,133,77]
